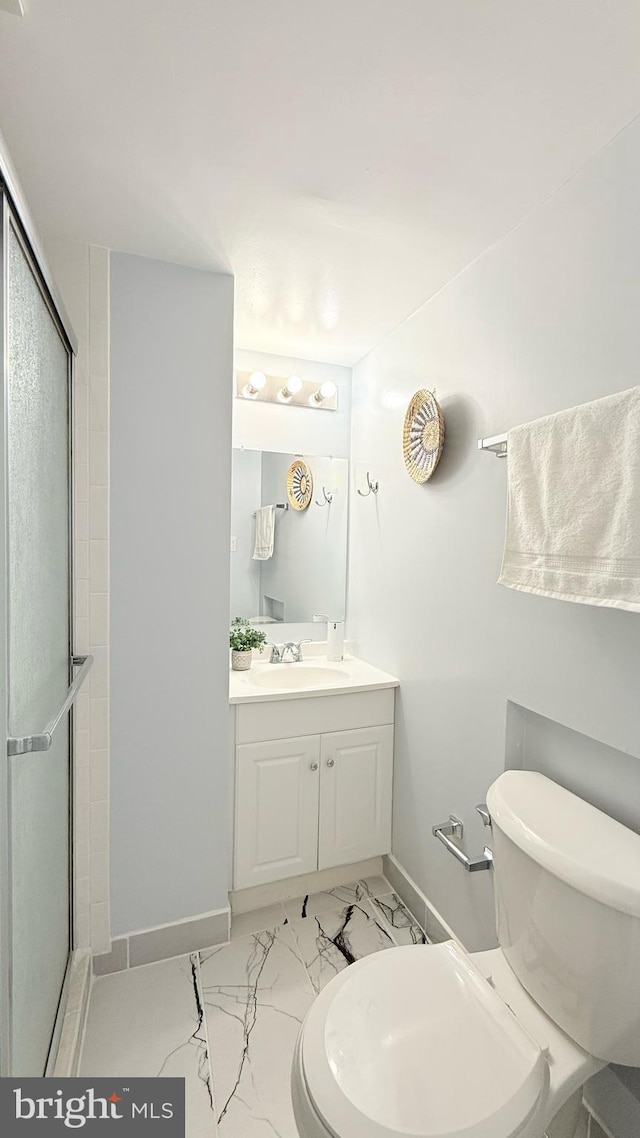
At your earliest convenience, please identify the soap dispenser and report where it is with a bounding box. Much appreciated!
[327,620,345,661]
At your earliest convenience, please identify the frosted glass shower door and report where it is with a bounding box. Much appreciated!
[6,216,72,1075]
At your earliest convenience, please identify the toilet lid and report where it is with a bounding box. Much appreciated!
[301,941,549,1138]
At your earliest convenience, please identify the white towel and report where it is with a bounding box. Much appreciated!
[253,505,276,561]
[498,387,640,612]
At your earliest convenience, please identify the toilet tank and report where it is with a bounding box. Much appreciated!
[486,770,640,1065]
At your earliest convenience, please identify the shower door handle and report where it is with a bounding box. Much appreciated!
[7,654,94,756]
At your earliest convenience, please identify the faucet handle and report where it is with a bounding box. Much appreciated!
[294,638,312,660]
[266,641,282,663]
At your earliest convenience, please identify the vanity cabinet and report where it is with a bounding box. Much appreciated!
[318,725,393,870]
[235,735,321,888]
[233,691,395,891]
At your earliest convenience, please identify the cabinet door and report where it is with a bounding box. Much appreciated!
[318,725,393,870]
[234,735,320,889]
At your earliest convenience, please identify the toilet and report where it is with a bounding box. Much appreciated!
[292,770,640,1138]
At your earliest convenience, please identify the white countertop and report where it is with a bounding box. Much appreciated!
[229,652,399,705]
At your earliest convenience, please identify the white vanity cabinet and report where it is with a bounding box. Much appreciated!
[232,689,395,891]
[318,725,393,870]
[235,735,321,888]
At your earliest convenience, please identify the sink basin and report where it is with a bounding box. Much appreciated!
[229,653,399,704]
[248,664,349,690]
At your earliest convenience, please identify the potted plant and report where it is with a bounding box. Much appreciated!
[230,617,267,671]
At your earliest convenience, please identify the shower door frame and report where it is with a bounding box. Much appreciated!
[0,136,78,1077]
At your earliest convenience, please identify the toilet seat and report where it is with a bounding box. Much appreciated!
[300,941,550,1138]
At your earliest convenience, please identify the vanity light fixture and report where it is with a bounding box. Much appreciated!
[309,380,337,406]
[278,375,303,402]
[242,371,267,399]
[234,370,338,411]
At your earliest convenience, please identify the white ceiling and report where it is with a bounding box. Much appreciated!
[1,1,640,366]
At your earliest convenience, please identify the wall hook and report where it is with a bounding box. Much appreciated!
[315,486,334,506]
[357,471,380,497]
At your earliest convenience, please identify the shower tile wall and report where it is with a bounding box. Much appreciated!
[62,240,111,954]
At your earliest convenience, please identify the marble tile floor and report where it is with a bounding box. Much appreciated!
[80,876,428,1137]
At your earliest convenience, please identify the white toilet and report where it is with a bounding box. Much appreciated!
[292,770,640,1138]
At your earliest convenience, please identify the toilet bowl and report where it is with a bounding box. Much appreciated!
[292,940,602,1138]
[292,771,640,1138]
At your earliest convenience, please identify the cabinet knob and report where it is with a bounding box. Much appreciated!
[310,762,318,771]
[326,758,335,768]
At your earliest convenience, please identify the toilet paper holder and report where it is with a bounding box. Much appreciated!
[432,805,493,872]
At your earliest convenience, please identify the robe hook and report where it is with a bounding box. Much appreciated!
[315,486,334,506]
[357,471,380,497]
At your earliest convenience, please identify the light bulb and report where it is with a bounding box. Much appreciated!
[309,380,337,405]
[242,371,267,399]
[279,375,303,401]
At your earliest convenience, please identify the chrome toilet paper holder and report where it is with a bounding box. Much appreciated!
[432,805,493,872]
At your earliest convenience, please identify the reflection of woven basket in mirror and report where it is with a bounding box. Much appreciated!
[287,458,314,510]
[403,390,445,483]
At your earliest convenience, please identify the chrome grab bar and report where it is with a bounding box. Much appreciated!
[7,654,94,757]
[432,812,493,873]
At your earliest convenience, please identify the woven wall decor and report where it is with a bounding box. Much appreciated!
[403,389,445,483]
[286,458,314,510]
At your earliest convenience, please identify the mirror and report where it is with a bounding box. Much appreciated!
[230,449,348,625]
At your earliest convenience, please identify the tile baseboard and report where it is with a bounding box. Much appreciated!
[230,857,383,914]
[52,950,93,1076]
[93,936,128,976]
[382,854,459,946]
[93,906,230,975]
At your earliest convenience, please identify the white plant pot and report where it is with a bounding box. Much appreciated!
[231,649,252,672]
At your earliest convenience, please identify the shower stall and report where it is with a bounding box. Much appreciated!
[0,138,91,1075]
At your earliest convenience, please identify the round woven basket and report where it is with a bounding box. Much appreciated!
[403,389,445,483]
[286,458,313,510]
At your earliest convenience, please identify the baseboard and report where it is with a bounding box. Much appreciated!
[93,906,231,976]
[383,853,460,945]
[230,857,384,914]
[51,950,92,1076]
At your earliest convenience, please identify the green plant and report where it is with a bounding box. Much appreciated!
[230,617,267,653]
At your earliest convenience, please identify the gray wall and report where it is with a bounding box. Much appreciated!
[110,252,234,936]
[349,114,640,954]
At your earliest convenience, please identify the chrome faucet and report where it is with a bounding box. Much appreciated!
[281,640,312,663]
[266,642,283,664]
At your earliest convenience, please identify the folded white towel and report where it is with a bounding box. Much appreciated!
[498,387,640,612]
[253,504,276,561]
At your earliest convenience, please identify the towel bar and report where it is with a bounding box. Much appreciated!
[252,503,289,516]
[477,434,507,458]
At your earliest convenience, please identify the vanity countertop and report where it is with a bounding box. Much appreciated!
[229,653,399,705]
